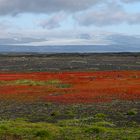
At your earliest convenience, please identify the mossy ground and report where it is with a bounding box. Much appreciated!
[0,118,140,140]
[0,73,140,139]
[0,101,140,140]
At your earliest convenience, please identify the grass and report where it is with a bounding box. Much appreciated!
[0,119,140,140]
[0,79,60,86]
[0,119,59,140]
[0,79,72,88]
[127,109,138,116]
[0,101,139,139]
[0,72,140,139]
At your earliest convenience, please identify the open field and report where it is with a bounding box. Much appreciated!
[0,70,140,139]
[0,71,140,104]
[0,53,140,71]
[0,53,140,139]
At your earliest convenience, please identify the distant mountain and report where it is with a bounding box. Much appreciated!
[0,45,140,53]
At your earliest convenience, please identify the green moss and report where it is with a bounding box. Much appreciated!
[34,129,50,138]
[95,113,107,120]
[0,79,72,89]
[0,120,59,140]
[85,126,107,134]
[46,79,61,85]
[56,83,72,88]
[94,121,116,127]
[127,109,138,116]
[0,119,140,140]
[50,111,61,117]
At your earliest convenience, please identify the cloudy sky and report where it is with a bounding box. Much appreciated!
[0,0,140,46]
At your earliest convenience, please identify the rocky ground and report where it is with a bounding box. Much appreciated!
[0,53,140,72]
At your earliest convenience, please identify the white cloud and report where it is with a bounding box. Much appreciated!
[0,0,140,46]
[0,27,139,46]
[40,12,66,29]
[74,2,140,26]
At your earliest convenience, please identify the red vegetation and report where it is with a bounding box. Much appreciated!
[0,71,140,104]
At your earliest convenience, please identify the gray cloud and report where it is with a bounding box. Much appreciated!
[40,12,66,29]
[77,34,92,40]
[121,0,140,3]
[0,0,139,16]
[0,28,140,46]
[74,2,140,26]
[0,0,140,28]
[107,34,140,45]
[0,0,101,15]
[0,21,11,30]
[0,0,140,46]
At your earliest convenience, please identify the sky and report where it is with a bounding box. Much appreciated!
[0,0,140,46]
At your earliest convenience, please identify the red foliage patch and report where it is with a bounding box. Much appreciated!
[0,71,140,104]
